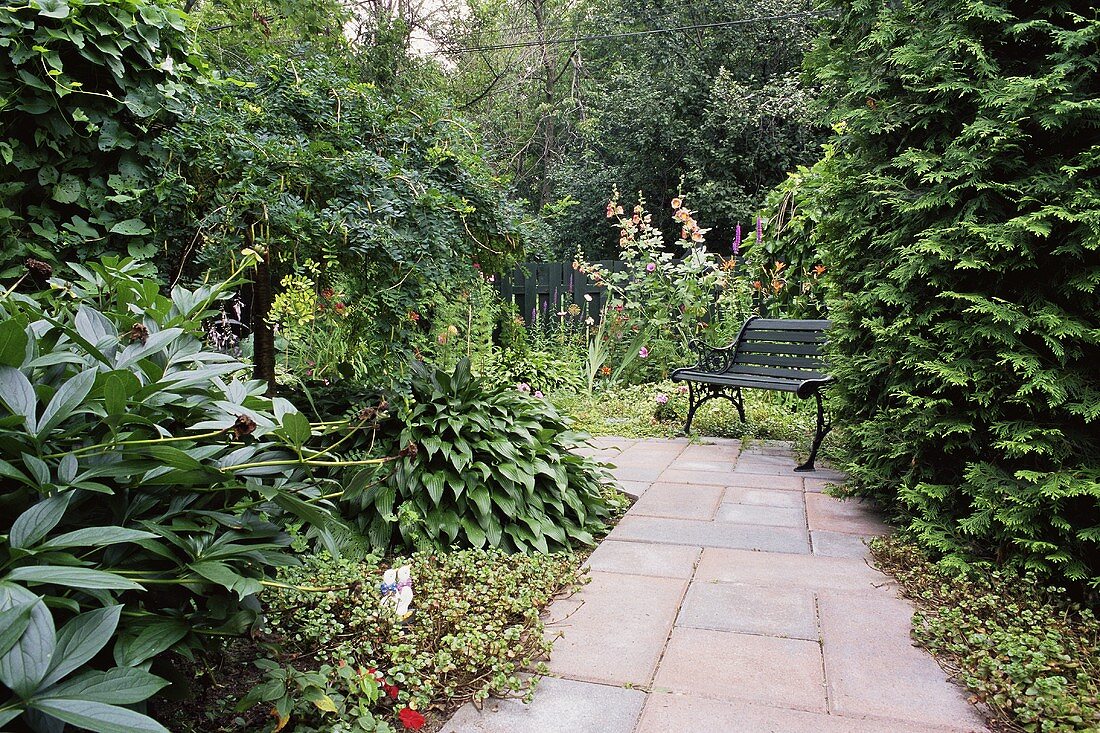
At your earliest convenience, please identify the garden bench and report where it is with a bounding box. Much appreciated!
[671,317,833,472]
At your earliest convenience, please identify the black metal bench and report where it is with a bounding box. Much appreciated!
[671,317,833,472]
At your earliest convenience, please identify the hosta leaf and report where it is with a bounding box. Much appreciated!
[460,516,486,548]
[423,472,445,505]
[468,486,491,519]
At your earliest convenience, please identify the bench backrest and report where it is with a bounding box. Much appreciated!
[731,317,831,382]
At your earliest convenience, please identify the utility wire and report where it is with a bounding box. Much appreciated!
[441,10,824,54]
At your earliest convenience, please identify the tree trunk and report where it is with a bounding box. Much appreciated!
[249,228,277,395]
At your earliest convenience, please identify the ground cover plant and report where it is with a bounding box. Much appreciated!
[156,549,584,732]
[872,536,1100,732]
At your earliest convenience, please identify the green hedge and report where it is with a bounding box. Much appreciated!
[804,1,1100,587]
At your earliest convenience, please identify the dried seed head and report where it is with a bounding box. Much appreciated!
[232,414,257,440]
[127,323,150,345]
[25,258,53,278]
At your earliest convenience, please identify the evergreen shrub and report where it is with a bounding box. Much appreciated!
[804,1,1100,587]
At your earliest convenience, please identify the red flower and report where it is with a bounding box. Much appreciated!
[321,288,335,299]
[334,302,347,315]
[398,708,426,730]
[384,683,400,699]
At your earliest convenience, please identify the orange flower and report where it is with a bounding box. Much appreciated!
[752,280,763,290]
[774,261,786,272]
[691,230,704,243]
[408,310,421,322]
[600,365,612,376]
[813,264,826,276]
[605,202,616,218]
[772,280,784,293]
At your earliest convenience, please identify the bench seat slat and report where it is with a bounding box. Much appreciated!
[740,330,827,344]
[737,342,825,357]
[729,364,829,381]
[746,318,831,331]
[734,353,827,370]
[671,369,805,392]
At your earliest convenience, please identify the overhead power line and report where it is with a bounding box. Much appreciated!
[442,10,824,54]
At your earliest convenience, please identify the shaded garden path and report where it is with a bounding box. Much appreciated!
[443,438,988,733]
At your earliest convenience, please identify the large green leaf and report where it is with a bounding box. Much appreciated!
[41,605,122,687]
[37,368,97,436]
[10,494,73,550]
[280,411,311,447]
[188,561,262,600]
[0,365,37,432]
[113,621,188,667]
[0,318,28,368]
[0,601,36,658]
[29,699,168,733]
[37,667,169,705]
[38,527,157,551]
[0,584,55,699]
[6,566,144,591]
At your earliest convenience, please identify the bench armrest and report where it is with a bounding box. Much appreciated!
[688,339,735,374]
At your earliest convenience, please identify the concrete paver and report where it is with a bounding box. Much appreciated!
[676,581,817,639]
[545,571,686,686]
[440,676,646,733]
[653,627,827,712]
[583,540,700,579]
[443,438,988,733]
[609,515,810,554]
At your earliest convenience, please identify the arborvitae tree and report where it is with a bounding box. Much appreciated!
[804,1,1100,588]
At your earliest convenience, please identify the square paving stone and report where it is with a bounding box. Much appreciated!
[818,591,989,729]
[630,482,724,520]
[440,676,646,733]
[614,479,650,499]
[653,627,826,712]
[609,516,809,554]
[591,436,637,450]
[726,473,806,492]
[584,540,700,579]
[714,503,805,528]
[804,477,843,493]
[673,459,739,472]
[679,444,741,462]
[546,571,687,686]
[805,493,891,536]
[635,693,986,733]
[811,530,873,559]
[676,582,817,639]
[724,486,805,508]
[611,466,669,483]
[657,468,737,486]
[694,548,891,593]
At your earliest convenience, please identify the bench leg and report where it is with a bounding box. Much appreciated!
[683,383,743,435]
[795,390,832,472]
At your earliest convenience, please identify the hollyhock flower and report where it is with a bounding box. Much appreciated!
[606,202,616,218]
[655,393,669,404]
[398,708,426,730]
[733,223,741,254]
[671,197,682,209]
[646,262,656,273]
[691,230,704,243]
[756,216,763,244]
[639,347,649,359]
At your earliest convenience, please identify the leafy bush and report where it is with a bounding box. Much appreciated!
[804,2,1100,587]
[0,257,350,731]
[158,550,583,732]
[343,359,613,553]
[0,0,202,274]
[872,537,1100,732]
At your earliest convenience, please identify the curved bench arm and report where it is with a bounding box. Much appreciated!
[688,339,736,374]
[796,376,834,400]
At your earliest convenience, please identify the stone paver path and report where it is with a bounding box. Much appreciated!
[442,438,988,733]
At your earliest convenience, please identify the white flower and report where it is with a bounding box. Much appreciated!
[585,317,595,325]
[583,294,593,302]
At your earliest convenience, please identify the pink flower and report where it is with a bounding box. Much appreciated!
[655,394,669,404]
[517,383,531,393]
[638,347,649,359]
[646,262,656,273]
[534,390,544,398]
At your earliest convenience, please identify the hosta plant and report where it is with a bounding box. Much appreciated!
[0,257,364,732]
[344,359,612,553]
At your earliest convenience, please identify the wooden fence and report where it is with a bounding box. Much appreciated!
[496,261,626,325]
